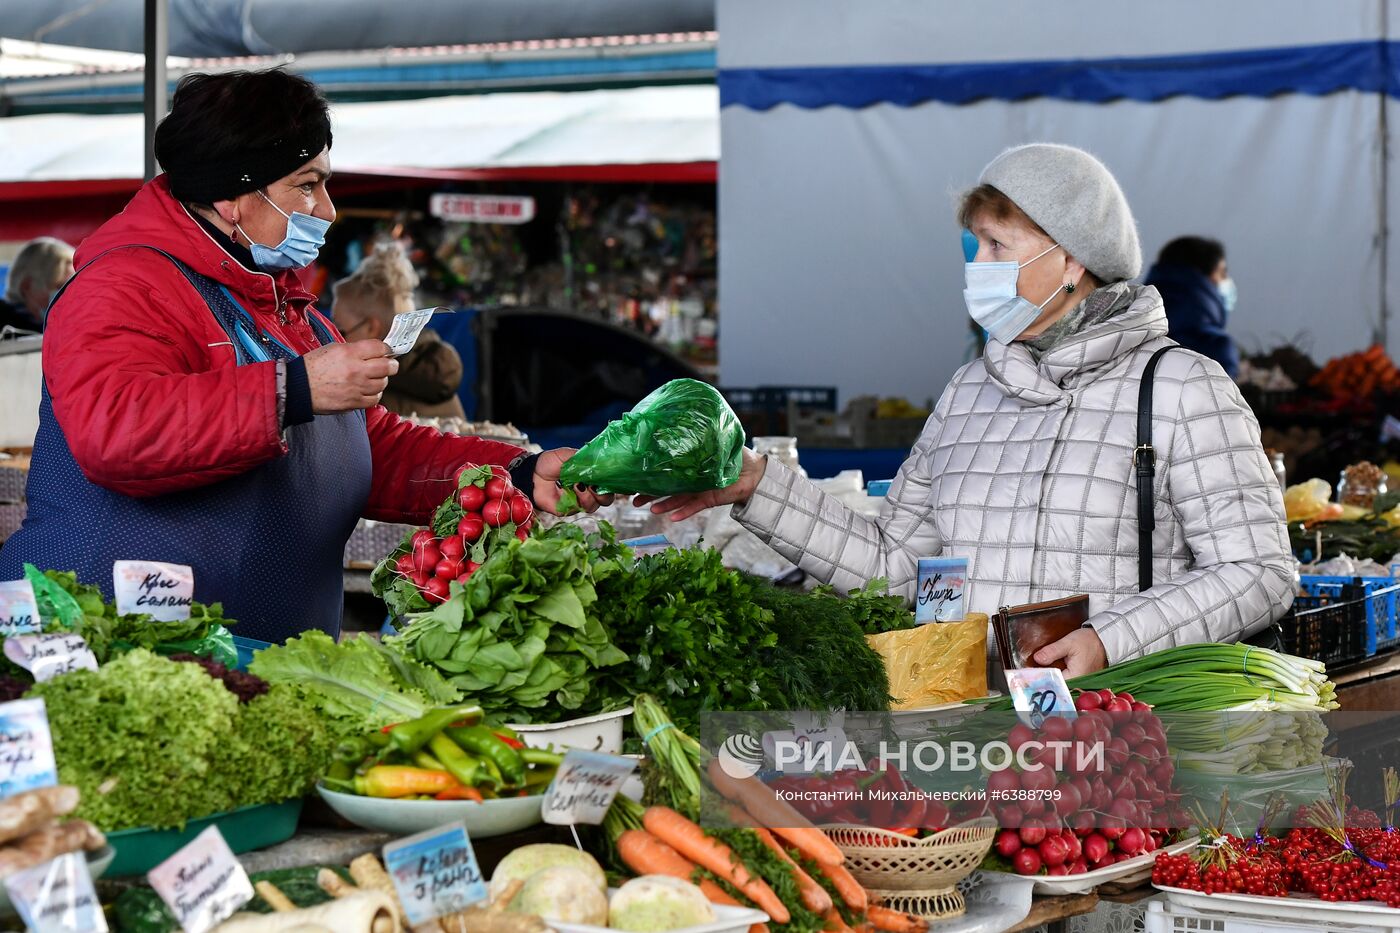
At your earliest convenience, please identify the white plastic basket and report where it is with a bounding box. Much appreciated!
[1152,888,1400,933]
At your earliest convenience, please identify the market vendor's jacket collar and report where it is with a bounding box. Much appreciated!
[981,284,1168,406]
[74,174,315,324]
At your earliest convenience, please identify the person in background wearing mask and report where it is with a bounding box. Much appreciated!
[1143,236,1239,379]
[641,144,1292,677]
[332,241,467,419]
[0,68,609,642]
[0,237,74,334]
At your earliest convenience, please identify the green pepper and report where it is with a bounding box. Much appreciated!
[366,731,392,749]
[388,705,484,757]
[448,725,526,787]
[327,760,354,781]
[413,751,447,772]
[321,776,356,794]
[334,738,373,765]
[520,747,564,768]
[494,724,521,742]
[479,757,504,785]
[524,766,558,788]
[428,733,489,789]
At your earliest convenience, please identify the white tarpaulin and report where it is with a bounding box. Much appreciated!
[0,85,718,182]
[717,0,1398,405]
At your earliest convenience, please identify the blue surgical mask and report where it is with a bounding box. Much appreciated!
[962,242,1064,345]
[237,191,330,271]
[1218,277,1237,316]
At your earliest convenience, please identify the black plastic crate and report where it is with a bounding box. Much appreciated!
[1279,585,1369,667]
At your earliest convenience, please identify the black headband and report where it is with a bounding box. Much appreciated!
[164,126,332,205]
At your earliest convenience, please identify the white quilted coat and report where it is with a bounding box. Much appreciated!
[734,286,1294,665]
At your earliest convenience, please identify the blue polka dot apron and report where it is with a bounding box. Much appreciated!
[0,249,373,642]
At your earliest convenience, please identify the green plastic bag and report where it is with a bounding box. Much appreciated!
[559,378,746,496]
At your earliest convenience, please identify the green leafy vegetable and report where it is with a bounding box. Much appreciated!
[589,547,892,734]
[391,528,629,722]
[29,650,338,831]
[249,630,462,730]
[812,577,916,634]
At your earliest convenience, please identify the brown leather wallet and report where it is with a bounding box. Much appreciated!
[992,594,1090,671]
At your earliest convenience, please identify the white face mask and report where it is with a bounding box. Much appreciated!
[962,242,1064,345]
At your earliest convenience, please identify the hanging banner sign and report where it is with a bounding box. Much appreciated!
[429,193,536,225]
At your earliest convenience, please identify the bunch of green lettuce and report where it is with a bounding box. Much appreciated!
[390,528,629,722]
[249,630,462,731]
[29,650,339,831]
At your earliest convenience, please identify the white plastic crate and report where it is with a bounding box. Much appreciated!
[1145,897,1400,933]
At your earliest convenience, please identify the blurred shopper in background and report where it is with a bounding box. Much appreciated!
[1,237,74,333]
[1144,235,1239,379]
[332,241,467,419]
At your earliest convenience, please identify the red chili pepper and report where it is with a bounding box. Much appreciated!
[379,723,401,734]
[493,732,525,750]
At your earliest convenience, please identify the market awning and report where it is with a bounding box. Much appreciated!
[0,85,718,200]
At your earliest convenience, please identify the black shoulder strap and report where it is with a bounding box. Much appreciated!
[1136,346,1176,592]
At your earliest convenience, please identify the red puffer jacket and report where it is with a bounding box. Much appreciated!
[45,176,522,523]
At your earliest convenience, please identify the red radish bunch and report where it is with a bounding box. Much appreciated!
[388,463,536,605]
[992,689,1178,877]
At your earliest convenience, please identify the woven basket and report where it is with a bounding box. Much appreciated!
[867,885,970,922]
[823,819,996,894]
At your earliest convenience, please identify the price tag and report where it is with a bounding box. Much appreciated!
[1006,668,1078,729]
[113,561,193,621]
[0,698,58,799]
[383,821,487,925]
[916,557,967,623]
[0,580,41,636]
[147,826,253,933]
[384,307,448,357]
[4,634,98,683]
[541,750,638,825]
[6,852,107,933]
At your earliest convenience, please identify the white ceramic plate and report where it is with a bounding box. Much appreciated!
[987,838,1197,896]
[0,845,114,916]
[317,784,543,837]
[1158,885,1400,927]
[508,708,632,754]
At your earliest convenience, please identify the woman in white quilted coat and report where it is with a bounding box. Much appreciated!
[644,143,1294,676]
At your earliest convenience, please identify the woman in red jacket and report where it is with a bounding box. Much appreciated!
[0,68,608,641]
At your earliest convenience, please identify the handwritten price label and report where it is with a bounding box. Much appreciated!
[1005,668,1078,729]
[0,580,41,636]
[113,561,193,621]
[0,698,58,799]
[147,826,252,933]
[915,557,967,623]
[383,821,487,925]
[541,750,638,826]
[4,635,98,684]
[6,852,107,933]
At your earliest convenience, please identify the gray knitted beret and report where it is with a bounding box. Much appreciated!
[979,143,1142,283]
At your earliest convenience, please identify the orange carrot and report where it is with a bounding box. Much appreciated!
[748,926,769,933]
[753,827,833,913]
[823,907,855,933]
[815,859,867,912]
[643,806,790,924]
[617,830,742,908]
[707,758,844,866]
[865,905,928,933]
